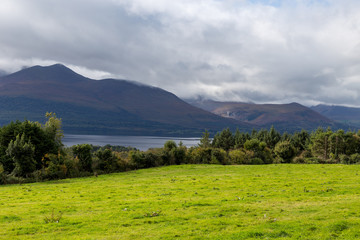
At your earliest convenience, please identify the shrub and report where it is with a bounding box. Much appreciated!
[250,158,264,165]
[292,150,313,164]
[44,209,63,223]
[211,148,228,165]
[95,149,118,173]
[188,147,212,164]
[350,153,360,164]
[0,163,5,184]
[229,149,253,164]
[274,140,295,163]
[129,150,158,169]
[64,156,79,178]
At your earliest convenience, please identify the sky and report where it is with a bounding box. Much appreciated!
[1,0,360,107]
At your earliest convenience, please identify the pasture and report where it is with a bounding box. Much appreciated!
[1,164,360,239]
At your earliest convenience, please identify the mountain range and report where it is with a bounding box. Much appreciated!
[186,99,345,132]
[0,64,251,136]
[0,64,355,136]
[311,105,360,129]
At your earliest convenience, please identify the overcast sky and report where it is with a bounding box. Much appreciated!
[1,0,360,106]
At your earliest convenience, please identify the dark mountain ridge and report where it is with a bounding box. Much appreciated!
[187,99,346,132]
[311,104,360,129]
[0,64,252,136]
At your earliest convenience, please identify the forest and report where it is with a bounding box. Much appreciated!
[1,113,360,184]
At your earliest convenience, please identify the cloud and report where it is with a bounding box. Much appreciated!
[1,0,360,106]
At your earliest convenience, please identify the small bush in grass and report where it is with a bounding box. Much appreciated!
[144,211,162,217]
[44,209,63,223]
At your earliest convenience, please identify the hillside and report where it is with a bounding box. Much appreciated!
[0,64,252,136]
[187,99,343,132]
[311,104,360,128]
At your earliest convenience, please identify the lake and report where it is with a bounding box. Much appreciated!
[63,134,200,151]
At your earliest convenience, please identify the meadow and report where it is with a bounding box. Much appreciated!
[1,164,360,239]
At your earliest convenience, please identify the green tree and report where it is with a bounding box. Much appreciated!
[129,150,157,169]
[72,144,93,172]
[44,112,64,150]
[310,127,332,162]
[291,130,310,153]
[174,142,187,165]
[199,130,211,148]
[6,134,36,177]
[266,126,281,149]
[95,149,118,172]
[212,128,234,151]
[244,139,272,164]
[162,140,177,165]
[0,115,63,173]
[234,129,250,149]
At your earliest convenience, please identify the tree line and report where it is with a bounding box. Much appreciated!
[1,115,360,184]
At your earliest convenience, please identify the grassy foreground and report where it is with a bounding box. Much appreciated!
[1,164,360,239]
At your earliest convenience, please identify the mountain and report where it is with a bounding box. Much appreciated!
[186,99,344,132]
[0,64,253,136]
[0,70,7,77]
[311,104,360,129]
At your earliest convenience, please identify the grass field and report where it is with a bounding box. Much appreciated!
[1,164,360,239]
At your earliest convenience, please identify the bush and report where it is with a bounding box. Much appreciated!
[250,158,264,165]
[210,148,228,165]
[292,150,313,164]
[64,156,79,178]
[0,163,6,184]
[340,153,360,164]
[43,153,67,180]
[188,147,212,164]
[274,140,295,163]
[229,149,253,164]
[95,149,118,173]
[350,153,360,164]
[129,150,159,169]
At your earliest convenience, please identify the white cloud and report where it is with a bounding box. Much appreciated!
[1,0,360,106]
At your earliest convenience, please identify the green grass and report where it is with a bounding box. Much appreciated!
[1,164,360,239]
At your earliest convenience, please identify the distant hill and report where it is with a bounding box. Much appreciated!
[187,99,345,132]
[0,64,253,136]
[311,105,360,129]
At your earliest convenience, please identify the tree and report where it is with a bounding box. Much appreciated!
[6,134,36,177]
[310,127,332,162]
[129,150,156,169]
[72,144,93,172]
[291,130,310,153]
[244,139,273,164]
[0,115,63,173]
[234,129,250,149]
[44,112,63,150]
[95,149,118,172]
[199,130,211,148]
[212,128,234,151]
[266,126,281,149]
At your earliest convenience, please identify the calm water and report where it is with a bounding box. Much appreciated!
[63,134,200,151]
